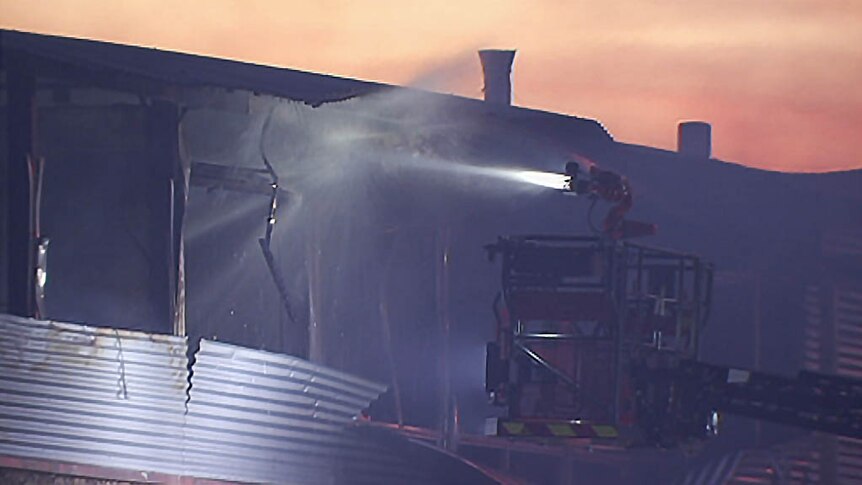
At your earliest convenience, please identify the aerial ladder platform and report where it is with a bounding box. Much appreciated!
[483,158,862,448]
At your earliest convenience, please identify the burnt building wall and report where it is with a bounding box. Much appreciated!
[39,102,174,333]
[0,77,178,333]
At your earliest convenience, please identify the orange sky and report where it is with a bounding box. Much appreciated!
[2,0,860,172]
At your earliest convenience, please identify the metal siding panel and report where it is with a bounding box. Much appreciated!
[184,339,412,484]
[835,285,862,483]
[0,314,188,475]
[0,316,446,484]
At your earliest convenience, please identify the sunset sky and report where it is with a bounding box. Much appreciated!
[1,0,860,172]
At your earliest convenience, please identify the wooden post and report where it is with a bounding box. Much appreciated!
[5,61,37,317]
[147,100,185,335]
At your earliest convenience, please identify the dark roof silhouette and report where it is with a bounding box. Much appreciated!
[0,29,612,148]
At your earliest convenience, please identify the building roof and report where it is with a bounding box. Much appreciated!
[1,29,384,106]
[0,29,612,147]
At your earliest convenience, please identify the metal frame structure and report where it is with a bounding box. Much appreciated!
[485,235,714,444]
[485,234,862,450]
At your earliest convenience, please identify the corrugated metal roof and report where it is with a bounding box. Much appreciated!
[0,313,189,476]
[0,29,613,145]
[183,339,436,484]
[1,315,500,484]
[0,29,385,107]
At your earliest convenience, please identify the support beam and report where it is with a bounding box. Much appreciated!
[146,100,185,335]
[5,61,36,317]
[307,226,324,363]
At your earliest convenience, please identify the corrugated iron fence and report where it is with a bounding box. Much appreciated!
[0,314,397,484]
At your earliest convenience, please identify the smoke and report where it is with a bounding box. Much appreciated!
[405,51,481,97]
[181,84,578,429]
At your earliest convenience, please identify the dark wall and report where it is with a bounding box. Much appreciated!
[0,100,7,313]
[36,100,174,333]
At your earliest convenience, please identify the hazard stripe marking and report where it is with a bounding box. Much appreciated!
[502,422,525,435]
[548,423,577,437]
[592,425,618,438]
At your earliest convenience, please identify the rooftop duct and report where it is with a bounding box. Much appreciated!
[678,121,712,158]
[479,49,516,106]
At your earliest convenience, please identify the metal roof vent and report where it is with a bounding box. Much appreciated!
[678,121,712,158]
[478,49,516,106]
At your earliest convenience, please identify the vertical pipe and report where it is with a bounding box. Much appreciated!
[5,60,37,317]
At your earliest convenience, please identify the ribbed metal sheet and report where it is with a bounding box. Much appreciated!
[0,313,188,475]
[184,339,436,484]
[0,316,472,484]
[803,250,862,484]
[675,452,741,485]
[834,287,862,483]
[725,440,820,485]
[676,441,821,485]
[803,285,824,371]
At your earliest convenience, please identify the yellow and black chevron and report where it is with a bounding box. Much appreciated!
[496,419,618,439]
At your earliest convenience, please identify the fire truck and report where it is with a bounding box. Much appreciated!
[484,158,862,448]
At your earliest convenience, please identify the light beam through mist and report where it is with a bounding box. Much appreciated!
[512,170,570,190]
[387,155,571,194]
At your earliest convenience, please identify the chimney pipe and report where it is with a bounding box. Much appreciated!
[677,121,712,158]
[479,50,516,106]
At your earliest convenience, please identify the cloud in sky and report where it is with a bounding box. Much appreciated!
[2,0,859,171]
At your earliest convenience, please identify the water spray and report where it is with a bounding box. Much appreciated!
[506,158,657,240]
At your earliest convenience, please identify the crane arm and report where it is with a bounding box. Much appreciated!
[633,359,862,445]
